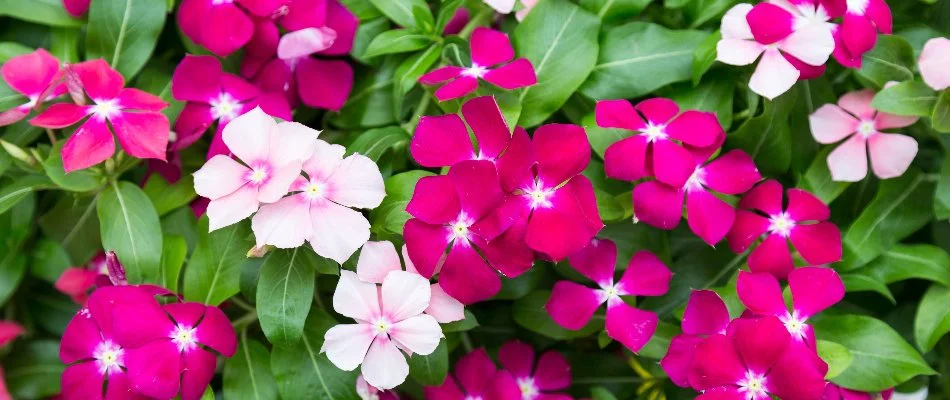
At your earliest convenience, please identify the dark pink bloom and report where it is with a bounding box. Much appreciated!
[545,239,672,353]
[177,0,288,56]
[823,384,893,400]
[443,8,470,35]
[62,0,90,16]
[30,60,169,172]
[424,348,520,400]
[419,27,536,102]
[598,98,724,188]
[832,0,891,68]
[726,180,842,279]
[498,340,571,400]
[632,150,761,246]
[0,321,23,348]
[660,290,731,388]
[0,49,64,127]
[55,267,99,304]
[411,96,516,168]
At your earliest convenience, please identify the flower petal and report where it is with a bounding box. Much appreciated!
[703,150,762,195]
[390,314,442,355]
[595,99,645,131]
[411,114,474,168]
[786,188,830,222]
[736,270,787,316]
[356,241,402,285]
[461,95,511,160]
[605,303,657,353]
[206,185,259,231]
[423,376,465,400]
[112,112,169,161]
[172,55,224,102]
[746,2,794,44]
[660,334,704,388]
[868,133,917,179]
[309,200,371,264]
[455,348,497,395]
[30,103,90,128]
[789,266,844,318]
[498,340,534,378]
[327,154,385,208]
[1,48,60,96]
[739,179,784,215]
[636,98,680,124]
[920,37,950,91]
[720,3,754,39]
[223,107,273,163]
[682,290,730,336]
[438,244,500,305]
[632,180,684,230]
[686,189,736,246]
[546,281,602,330]
[617,251,672,297]
[202,4,254,57]
[302,139,344,181]
[841,13,878,58]
[62,362,106,400]
[665,111,721,147]
[321,0,358,56]
[748,233,795,279]
[470,27,514,67]
[426,283,465,323]
[790,221,842,266]
[296,58,354,111]
[181,349,218,400]
[534,351,570,390]
[809,104,858,144]
[322,323,375,370]
[419,66,463,85]
[382,270,431,322]
[277,27,337,60]
[567,238,617,286]
[780,24,835,66]
[125,340,182,399]
[483,59,537,90]
[828,134,869,182]
[748,48,799,100]
[60,311,101,363]
[767,342,828,400]
[526,180,602,261]
[448,160,504,219]
[404,219,451,279]
[73,59,125,100]
[838,89,876,120]
[434,76,478,102]
[271,121,319,165]
[251,195,312,249]
[716,38,765,65]
[687,334,745,389]
[604,135,648,182]
[653,139,697,188]
[406,175,462,225]
[61,119,115,172]
[731,316,790,372]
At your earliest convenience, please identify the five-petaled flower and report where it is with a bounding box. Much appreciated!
[0,49,64,127]
[177,0,288,57]
[498,340,571,400]
[919,37,950,91]
[411,96,518,168]
[660,290,731,388]
[833,0,892,67]
[424,348,520,400]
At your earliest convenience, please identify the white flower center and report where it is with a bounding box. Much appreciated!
[524,180,554,209]
[211,0,233,5]
[246,163,271,185]
[846,0,870,14]
[79,307,91,318]
[598,281,623,304]
[448,213,474,244]
[464,397,484,400]
[373,318,392,335]
[857,120,876,138]
[638,122,668,143]
[91,98,120,121]
[462,64,488,78]
[170,325,199,353]
[780,311,809,340]
[684,167,706,192]
[793,4,831,29]
[210,92,241,121]
[737,371,769,400]
[304,181,326,199]
[768,212,796,237]
[93,341,124,375]
[517,377,540,400]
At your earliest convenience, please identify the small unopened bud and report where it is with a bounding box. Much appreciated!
[247,245,273,258]
[0,140,37,166]
[105,251,128,286]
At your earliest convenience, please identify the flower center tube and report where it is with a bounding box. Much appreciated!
[462,64,488,79]
[210,92,242,121]
[524,180,554,209]
[638,122,668,143]
[94,341,125,375]
[448,213,474,245]
[857,120,876,138]
[767,212,796,237]
[780,311,808,341]
[737,371,769,400]
[517,377,540,400]
[170,324,199,353]
[90,98,121,121]
[684,167,706,193]
[246,162,272,186]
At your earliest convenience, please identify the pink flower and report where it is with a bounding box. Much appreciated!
[726,180,842,279]
[177,0,288,56]
[0,321,23,348]
[598,98,724,188]
[823,384,894,400]
[660,290,731,387]
[516,0,539,21]
[30,60,169,172]
[920,38,950,91]
[717,2,835,99]
[497,340,571,400]
[356,241,465,323]
[171,55,291,155]
[356,375,399,400]
[55,267,99,304]
[632,150,761,246]
[809,89,918,181]
[62,0,90,16]
[411,96,517,168]
[737,267,844,347]
[443,8,470,35]
[322,271,442,390]
[688,316,827,399]
[420,27,537,102]
[424,348,521,400]
[832,0,891,67]
[240,0,357,111]
[192,107,316,231]
[0,49,64,127]
[545,239,672,353]
[251,137,384,263]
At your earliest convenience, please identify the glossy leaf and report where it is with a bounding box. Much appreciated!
[857,35,916,88]
[513,291,602,340]
[183,216,254,306]
[725,87,796,175]
[97,181,163,284]
[871,80,937,117]
[0,0,84,27]
[363,30,434,58]
[914,284,950,352]
[367,0,428,29]
[346,126,409,162]
[407,339,448,386]
[85,0,167,78]
[142,174,197,216]
[39,195,101,264]
[257,248,317,346]
[370,170,435,235]
[159,234,187,294]
[224,337,279,400]
[271,308,359,400]
[818,340,854,380]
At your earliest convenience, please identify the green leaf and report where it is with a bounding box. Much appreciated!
[50,27,80,63]
[199,386,214,400]
[857,35,916,87]
[0,0,84,27]
[224,337,279,400]
[97,181,163,284]
[142,174,198,216]
[639,320,678,359]
[4,340,64,399]
[813,315,934,391]
[351,18,391,64]
[817,340,854,380]
[914,284,950,352]
[871,80,938,117]
[515,0,600,127]
[591,387,619,400]
[367,0,427,29]
[257,248,317,346]
[394,44,442,97]
[441,310,479,332]
[584,113,629,160]
[370,170,435,235]
[841,169,935,270]
[0,252,25,307]
[691,30,721,85]
[579,0,652,22]
[933,89,950,133]
[39,194,101,264]
[407,339,448,386]
[159,235,187,293]
[411,4,434,33]
[858,244,950,287]
[433,0,461,34]
[183,216,254,306]
[29,238,72,283]
[338,0,383,20]
[135,64,185,123]
[664,74,734,130]
[346,126,409,162]
[937,138,950,219]
[85,0,167,78]
[43,142,103,192]
[581,22,705,102]
[0,194,33,306]
[0,42,32,63]
[798,146,850,204]
[513,291,601,340]
[331,59,398,129]
[364,30,434,58]
[841,273,894,303]
[0,175,53,214]
[271,309,359,400]
[725,88,797,175]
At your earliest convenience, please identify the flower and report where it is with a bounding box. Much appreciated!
[171,55,292,155]
[808,89,918,181]
[30,59,170,172]
[598,98,724,188]
[62,0,90,16]
[192,107,316,231]
[481,0,538,20]
[833,0,891,67]
[716,2,835,99]
[632,150,761,246]
[411,96,517,168]
[726,180,842,279]
[545,239,672,352]
[55,266,100,304]
[424,348,520,400]
[0,321,23,348]
[356,374,399,400]
[498,340,571,400]
[920,38,950,91]
[0,49,64,127]
[823,383,894,400]
[251,137,384,263]
[737,267,844,346]
[322,270,443,390]
[420,27,537,102]
[177,0,288,56]
[356,241,465,323]
[660,290,731,387]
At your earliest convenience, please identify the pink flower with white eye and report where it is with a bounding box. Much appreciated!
[660,290,731,388]
[411,96,517,168]
[632,150,762,246]
[424,348,521,400]
[737,267,844,347]
[809,89,919,182]
[177,0,289,57]
[192,107,316,231]
[322,270,443,390]
[0,49,65,127]
[240,0,358,111]
[356,374,400,400]
[171,55,292,157]
[598,98,725,188]
[355,241,465,323]
[545,239,672,353]
[832,0,891,67]
[823,383,894,400]
[251,138,384,264]
[420,27,537,102]
[726,180,842,279]
[716,2,835,99]
[498,340,571,400]
[920,38,950,91]
[688,316,827,400]
[62,0,90,16]
[29,60,170,172]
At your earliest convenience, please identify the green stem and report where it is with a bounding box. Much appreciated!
[231,296,255,312]
[402,95,431,132]
[458,8,493,39]
[460,332,474,352]
[232,311,258,331]
[46,129,57,145]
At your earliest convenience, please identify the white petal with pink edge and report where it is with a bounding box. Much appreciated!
[193,155,250,200]
[206,186,259,231]
[251,195,312,249]
[222,107,273,163]
[333,270,382,322]
[390,314,442,355]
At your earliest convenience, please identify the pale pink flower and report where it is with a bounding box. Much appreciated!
[356,374,399,400]
[0,49,64,126]
[322,271,443,390]
[919,37,950,91]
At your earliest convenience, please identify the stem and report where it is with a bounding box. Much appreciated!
[458,8,493,39]
[231,297,255,312]
[402,95,431,132]
[232,311,258,331]
[460,332,474,352]
[46,129,57,144]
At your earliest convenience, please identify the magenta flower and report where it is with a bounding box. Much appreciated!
[660,290,731,388]
[420,27,537,102]
[832,0,891,67]
[632,150,762,246]
[823,384,894,400]
[688,316,827,399]
[920,37,950,91]
[424,348,521,400]
[810,88,918,181]
[30,60,169,172]
[411,96,517,168]
[598,98,724,188]
[0,321,23,348]
[177,0,288,56]
[62,0,90,16]
[545,239,672,353]
[0,49,64,127]
[726,180,842,279]
[171,55,291,154]
[737,267,844,347]
[498,340,571,400]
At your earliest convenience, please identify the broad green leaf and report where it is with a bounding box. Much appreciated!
[351,18,390,64]
[937,137,950,219]
[841,273,895,303]
[257,248,317,346]
[224,337,279,400]
[85,0,167,78]
[664,74,734,130]
[0,175,53,214]
[370,170,435,235]
[50,27,80,63]
[933,89,950,133]
[798,146,850,204]
[691,30,721,85]
[367,0,427,29]
[271,309,359,400]
[513,291,601,340]
[584,113,630,160]
[433,0,461,34]
[0,253,25,306]
[346,126,409,162]
[183,217,254,306]
[43,142,103,192]
[26,291,77,336]
[29,239,72,283]
[639,320,678,359]
[858,244,950,287]
[789,78,834,173]
[0,0,84,27]
[4,340,64,399]
[363,30,434,58]
[441,310,479,332]
[136,64,186,127]
[411,4,434,33]
[393,44,442,100]
[813,315,934,391]
[97,181,163,284]
[142,174,197,216]
[683,0,737,29]
[725,88,796,175]
[39,194,101,264]
[0,194,33,306]
[407,339,448,386]
[857,35,916,87]
[0,42,32,62]
[579,0,652,22]
[914,284,950,352]
[817,340,854,380]
[160,235,187,293]
[871,80,938,117]
[200,386,214,400]
[331,59,398,129]
[338,0,383,20]
[516,0,600,127]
